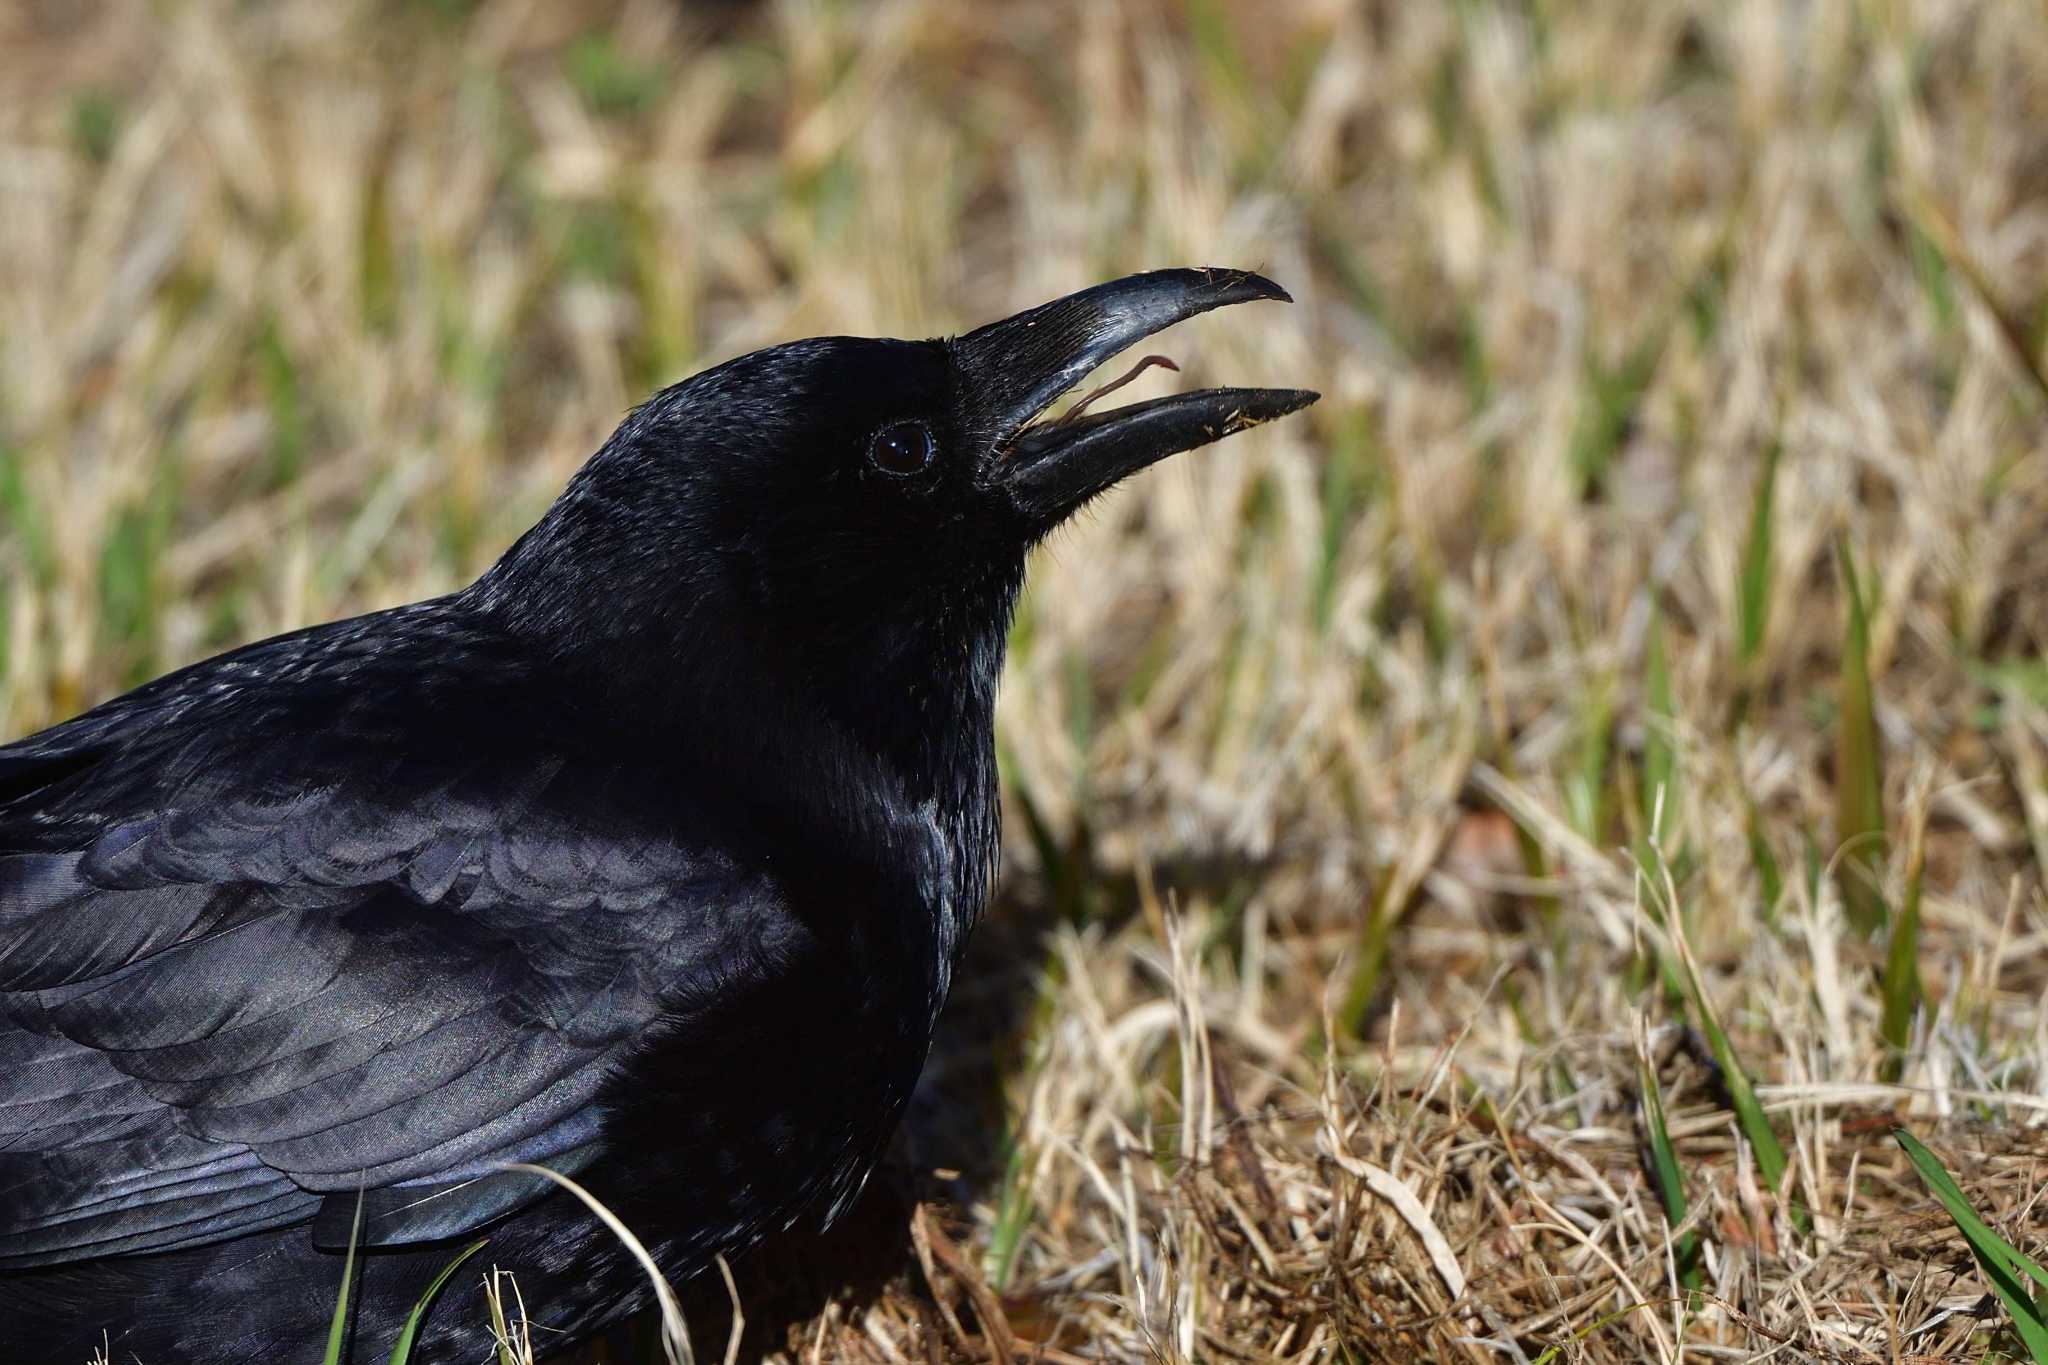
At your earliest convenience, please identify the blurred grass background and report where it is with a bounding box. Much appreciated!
[5,0,2048,1360]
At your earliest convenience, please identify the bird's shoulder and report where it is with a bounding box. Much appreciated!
[0,596,791,973]
[0,598,529,833]
[0,591,959,1002]
[0,598,870,1263]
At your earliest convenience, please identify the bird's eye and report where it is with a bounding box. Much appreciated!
[868,420,935,477]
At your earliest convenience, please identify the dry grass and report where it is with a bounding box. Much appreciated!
[6,0,2048,1360]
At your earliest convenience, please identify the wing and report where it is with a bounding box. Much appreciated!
[0,605,791,1267]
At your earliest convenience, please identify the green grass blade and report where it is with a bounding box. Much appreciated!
[256,313,307,489]
[1895,1130,2048,1293]
[1743,796,1783,925]
[1339,871,1400,1039]
[322,1188,364,1365]
[70,88,122,164]
[1834,540,1888,936]
[1643,604,1678,848]
[0,446,56,583]
[1631,834,1692,1011]
[1313,409,1374,632]
[1966,656,2048,710]
[1566,679,1614,841]
[1527,1300,1666,1365]
[359,143,397,335]
[1700,1001,1799,1232]
[1905,219,1959,333]
[1658,866,1801,1230]
[388,1237,489,1365]
[1567,342,1659,495]
[1895,1129,2048,1361]
[1005,753,1069,913]
[1636,1034,1701,1293]
[564,31,666,118]
[1735,440,1780,675]
[1877,805,1926,1082]
[982,1132,1034,1292]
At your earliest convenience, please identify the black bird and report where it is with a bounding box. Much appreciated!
[0,269,1315,1363]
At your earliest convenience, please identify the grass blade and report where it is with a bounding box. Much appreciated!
[1834,540,1888,936]
[1567,336,1662,495]
[484,1269,521,1365]
[1743,795,1784,925]
[1340,870,1402,1039]
[1642,604,1678,849]
[503,1163,691,1365]
[1877,791,1928,1082]
[1565,678,1614,841]
[322,1188,364,1365]
[1631,830,1691,1010]
[1634,1019,1701,1294]
[1692,975,1797,1231]
[1341,805,1461,1038]
[1313,408,1375,632]
[1652,851,1801,1231]
[1895,1129,2048,1361]
[1734,441,1780,681]
[1899,188,2048,408]
[388,1237,489,1365]
[982,1135,1034,1293]
[1528,1301,1667,1365]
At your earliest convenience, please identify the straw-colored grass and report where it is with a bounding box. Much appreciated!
[5,0,2048,1360]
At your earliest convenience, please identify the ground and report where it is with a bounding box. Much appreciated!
[3,1,2048,1361]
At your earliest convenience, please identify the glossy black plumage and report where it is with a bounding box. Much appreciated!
[0,268,1315,1363]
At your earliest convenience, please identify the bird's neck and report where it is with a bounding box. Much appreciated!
[471,541,1017,984]
[809,596,1013,963]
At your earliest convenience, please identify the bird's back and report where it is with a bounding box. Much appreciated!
[0,594,977,1362]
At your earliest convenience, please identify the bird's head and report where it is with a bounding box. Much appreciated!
[479,268,1316,720]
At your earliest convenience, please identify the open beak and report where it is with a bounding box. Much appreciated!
[954,268,1318,528]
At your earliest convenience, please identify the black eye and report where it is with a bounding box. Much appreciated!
[868,420,935,477]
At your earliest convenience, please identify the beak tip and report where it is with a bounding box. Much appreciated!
[1256,388,1320,421]
[1256,387,1320,429]
[1198,268,1292,307]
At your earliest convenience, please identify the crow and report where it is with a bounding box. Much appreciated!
[0,268,1315,1363]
